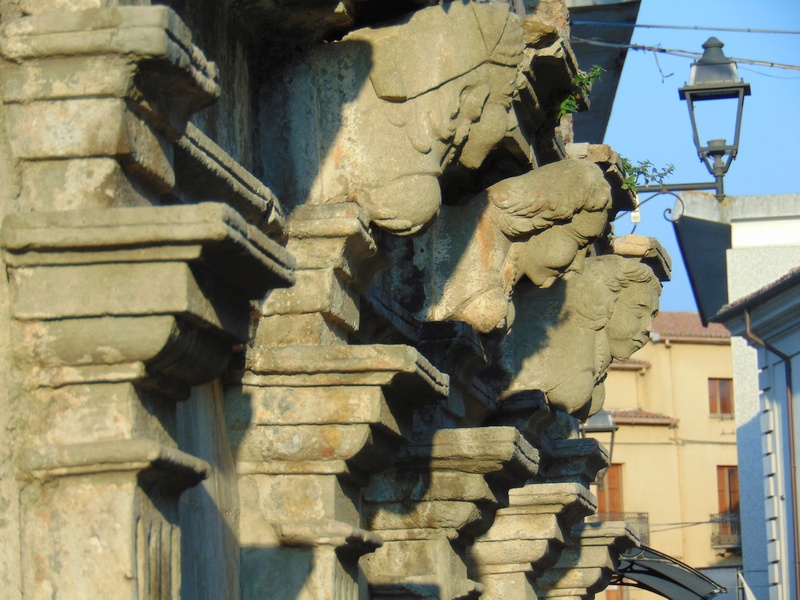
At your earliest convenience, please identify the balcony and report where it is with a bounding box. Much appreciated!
[710,512,741,549]
[587,512,650,546]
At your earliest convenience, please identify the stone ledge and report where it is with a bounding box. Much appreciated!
[175,124,286,234]
[0,202,295,296]
[276,520,383,556]
[401,427,540,483]
[18,439,210,489]
[244,345,450,403]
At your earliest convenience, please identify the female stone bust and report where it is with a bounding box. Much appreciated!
[422,159,612,333]
[503,254,661,419]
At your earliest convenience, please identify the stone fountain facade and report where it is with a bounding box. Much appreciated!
[0,1,670,598]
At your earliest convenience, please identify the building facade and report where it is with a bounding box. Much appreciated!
[675,192,800,599]
[599,311,741,599]
[0,0,720,598]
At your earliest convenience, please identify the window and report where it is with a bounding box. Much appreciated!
[709,378,734,417]
[717,466,739,514]
[597,464,623,516]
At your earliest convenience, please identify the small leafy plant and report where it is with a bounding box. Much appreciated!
[620,156,675,191]
[558,65,604,118]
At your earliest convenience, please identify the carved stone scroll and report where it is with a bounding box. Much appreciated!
[260,2,526,234]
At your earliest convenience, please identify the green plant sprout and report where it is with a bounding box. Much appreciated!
[620,156,675,191]
[558,65,604,119]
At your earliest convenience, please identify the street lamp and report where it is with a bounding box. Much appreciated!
[636,37,751,203]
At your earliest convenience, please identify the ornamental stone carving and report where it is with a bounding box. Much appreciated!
[0,1,679,598]
[422,159,612,333]
[504,255,661,418]
[261,2,525,235]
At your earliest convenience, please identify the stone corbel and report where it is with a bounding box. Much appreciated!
[1,202,294,397]
[1,6,220,208]
[470,482,596,599]
[233,344,449,479]
[230,344,448,598]
[255,202,385,347]
[535,521,639,599]
[361,427,539,598]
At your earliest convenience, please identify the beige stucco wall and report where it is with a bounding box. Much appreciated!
[599,334,740,598]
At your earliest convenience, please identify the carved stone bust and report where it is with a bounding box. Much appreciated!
[421,159,612,333]
[260,2,525,234]
[503,254,661,418]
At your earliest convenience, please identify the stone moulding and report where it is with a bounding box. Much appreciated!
[175,124,286,234]
[276,520,383,557]
[1,202,295,392]
[244,345,450,403]
[18,439,210,490]
[1,6,220,136]
[1,5,222,208]
[0,201,295,297]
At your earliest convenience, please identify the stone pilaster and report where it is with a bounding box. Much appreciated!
[0,202,294,597]
[362,427,539,599]
[471,483,596,599]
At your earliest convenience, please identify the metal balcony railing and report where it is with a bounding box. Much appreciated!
[710,512,741,549]
[586,512,650,546]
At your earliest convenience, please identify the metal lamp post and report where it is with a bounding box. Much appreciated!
[636,37,751,203]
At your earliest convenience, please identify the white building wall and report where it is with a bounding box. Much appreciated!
[725,219,800,599]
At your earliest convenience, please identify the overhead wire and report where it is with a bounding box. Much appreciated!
[570,36,800,72]
[571,21,800,35]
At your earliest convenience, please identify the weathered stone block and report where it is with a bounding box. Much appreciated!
[262,268,360,332]
[253,313,348,347]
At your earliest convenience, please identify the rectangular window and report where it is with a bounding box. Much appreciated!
[709,378,734,417]
[717,465,740,514]
[597,463,623,516]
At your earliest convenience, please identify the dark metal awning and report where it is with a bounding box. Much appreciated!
[612,546,727,599]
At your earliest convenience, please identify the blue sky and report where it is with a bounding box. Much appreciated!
[599,0,800,311]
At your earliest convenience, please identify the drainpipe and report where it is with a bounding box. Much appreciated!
[744,308,800,597]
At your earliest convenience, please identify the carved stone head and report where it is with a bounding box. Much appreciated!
[503,255,661,418]
[423,159,612,333]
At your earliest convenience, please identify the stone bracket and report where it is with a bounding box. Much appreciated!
[1,6,220,138]
[401,427,540,485]
[0,202,294,297]
[539,438,609,488]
